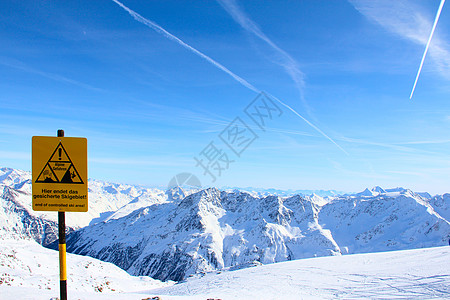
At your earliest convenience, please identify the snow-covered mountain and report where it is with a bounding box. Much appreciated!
[319,190,449,254]
[0,167,168,246]
[428,193,450,221]
[60,189,341,281]
[223,186,344,197]
[61,186,449,281]
[0,183,65,246]
[2,167,449,283]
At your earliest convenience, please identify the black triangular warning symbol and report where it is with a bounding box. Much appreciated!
[35,142,84,184]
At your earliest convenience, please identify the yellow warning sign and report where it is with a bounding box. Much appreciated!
[32,136,88,212]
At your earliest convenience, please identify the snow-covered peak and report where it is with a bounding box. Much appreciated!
[178,187,222,208]
[356,188,377,197]
[372,186,386,193]
[306,193,330,207]
[384,187,410,194]
[222,186,345,198]
[0,167,31,189]
[352,186,418,199]
[417,192,433,200]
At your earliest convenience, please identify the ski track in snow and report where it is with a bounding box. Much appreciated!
[147,246,450,299]
[1,243,449,299]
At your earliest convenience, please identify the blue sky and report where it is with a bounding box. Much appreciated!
[1,0,450,194]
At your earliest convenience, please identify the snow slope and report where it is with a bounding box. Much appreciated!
[150,246,450,300]
[0,239,171,296]
[1,243,449,299]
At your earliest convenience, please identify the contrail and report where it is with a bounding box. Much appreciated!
[111,0,347,154]
[268,93,349,155]
[217,0,309,114]
[111,0,258,93]
[410,0,446,99]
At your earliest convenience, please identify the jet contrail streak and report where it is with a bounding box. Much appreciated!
[111,0,258,93]
[410,0,446,99]
[217,0,309,114]
[111,0,347,154]
[269,93,349,155]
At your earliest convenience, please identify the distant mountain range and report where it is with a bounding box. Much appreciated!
[1,167,449,282]
[221,186,345,197]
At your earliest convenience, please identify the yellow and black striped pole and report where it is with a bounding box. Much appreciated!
[57,129,67,300]
[58,211,67,299]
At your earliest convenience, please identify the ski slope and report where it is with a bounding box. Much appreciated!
[0,239,172,299]
[1,241,449,299]
[149,246,450,299]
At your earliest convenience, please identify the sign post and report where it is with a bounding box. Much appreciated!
[32,130,88,300]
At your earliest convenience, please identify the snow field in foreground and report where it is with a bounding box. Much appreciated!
[1,239,449,299]
[0,239,172,299]
[150,245,450,299]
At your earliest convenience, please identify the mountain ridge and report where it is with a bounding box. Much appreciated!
[61,187,449,281]
[1,167,449,282]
